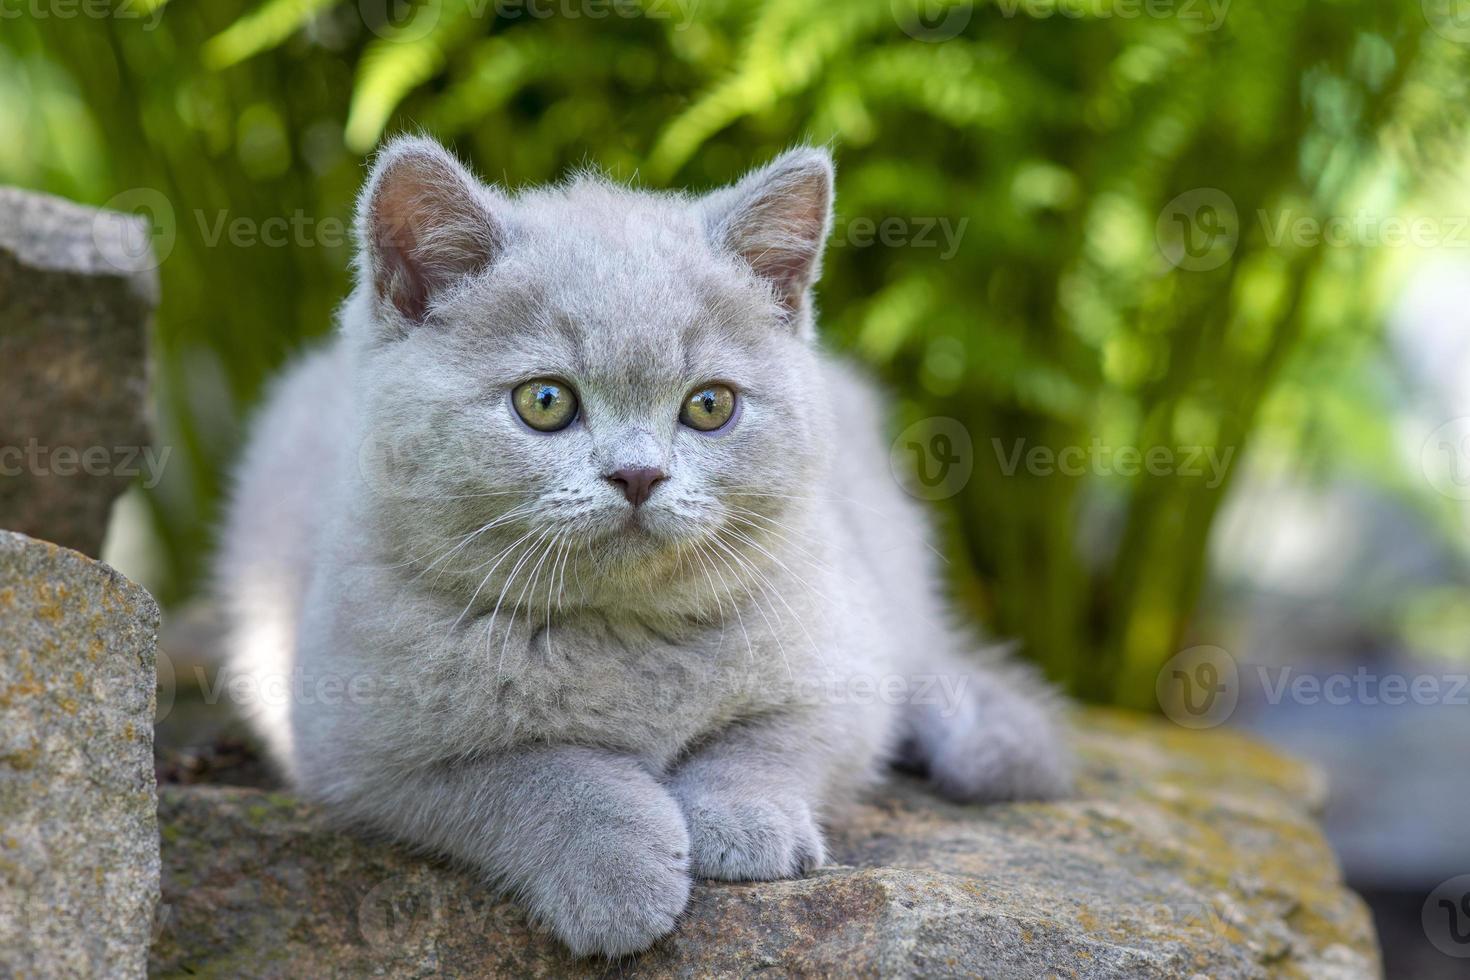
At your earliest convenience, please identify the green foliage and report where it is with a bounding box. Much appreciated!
[4,0,1467,704]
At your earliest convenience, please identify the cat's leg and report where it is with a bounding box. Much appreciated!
[896,647,1075,803]
[666,710,862,881]
[334,745,691,957]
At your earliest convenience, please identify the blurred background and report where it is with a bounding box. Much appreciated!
[5,0,1470,972]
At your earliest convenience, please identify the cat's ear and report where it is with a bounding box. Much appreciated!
[703,147,834,323]
[356,135,506,327]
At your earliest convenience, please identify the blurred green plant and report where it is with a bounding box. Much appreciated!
[4,0,1469,704]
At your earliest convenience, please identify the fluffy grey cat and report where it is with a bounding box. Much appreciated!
[216,135,1072,957]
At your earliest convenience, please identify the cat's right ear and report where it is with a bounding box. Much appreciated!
[356,135,506,329]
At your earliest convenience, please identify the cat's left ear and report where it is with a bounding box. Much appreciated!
[355,135,506,329]
[702,147,834,328]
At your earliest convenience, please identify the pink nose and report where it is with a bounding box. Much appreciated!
[605,466,667,507]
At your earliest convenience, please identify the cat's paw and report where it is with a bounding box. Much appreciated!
[526,791,692,958]
[674,785,825,881]
[923,686,1074,804]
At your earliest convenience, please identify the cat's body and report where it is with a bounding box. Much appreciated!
[217,137,1071,957]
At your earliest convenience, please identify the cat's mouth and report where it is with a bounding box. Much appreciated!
[588,503,706,555]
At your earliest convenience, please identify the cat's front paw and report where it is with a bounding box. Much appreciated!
[673,784,825,881]
[525,791,692,958]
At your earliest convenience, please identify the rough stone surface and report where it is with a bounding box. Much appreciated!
[0,530,161,979]
[149,711,1379,978]
[0,186,158,557]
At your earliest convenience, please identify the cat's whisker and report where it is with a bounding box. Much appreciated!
[723,504,822,543]
[684,542,730,657]
[418,504,539,583]
[722,509,857,589]
[500,529,562,677]
[449,525,543,637]
[711,529,827,670]
[722,488,950,565]
[706,533,795,679]
[544,532,573,656]
[720,525,840,640]
[699,540,755,667]
[487,525,558,686]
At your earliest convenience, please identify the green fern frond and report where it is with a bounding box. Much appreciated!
[203,0,339,69]
[345,0,482,152]
[647,0,896,180]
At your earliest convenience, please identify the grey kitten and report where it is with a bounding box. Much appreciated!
[216,136,1072,957]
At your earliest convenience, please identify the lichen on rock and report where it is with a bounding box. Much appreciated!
[0,530,161,979]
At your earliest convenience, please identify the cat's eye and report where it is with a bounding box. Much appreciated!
[680,384,737,432]
[512,379,578,432]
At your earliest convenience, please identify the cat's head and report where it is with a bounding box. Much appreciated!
[347,136,835,615]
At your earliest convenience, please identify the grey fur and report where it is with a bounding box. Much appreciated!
[216,136,1073,958]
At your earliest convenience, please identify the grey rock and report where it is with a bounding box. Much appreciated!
[0,186,159,557]
[149,711,1379,978]
[0,530,161,979]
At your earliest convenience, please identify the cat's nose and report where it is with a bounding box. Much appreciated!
[605,466,667,507]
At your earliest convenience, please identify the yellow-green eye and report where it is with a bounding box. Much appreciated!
[512,379,578,432]
[680,384,737,432]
